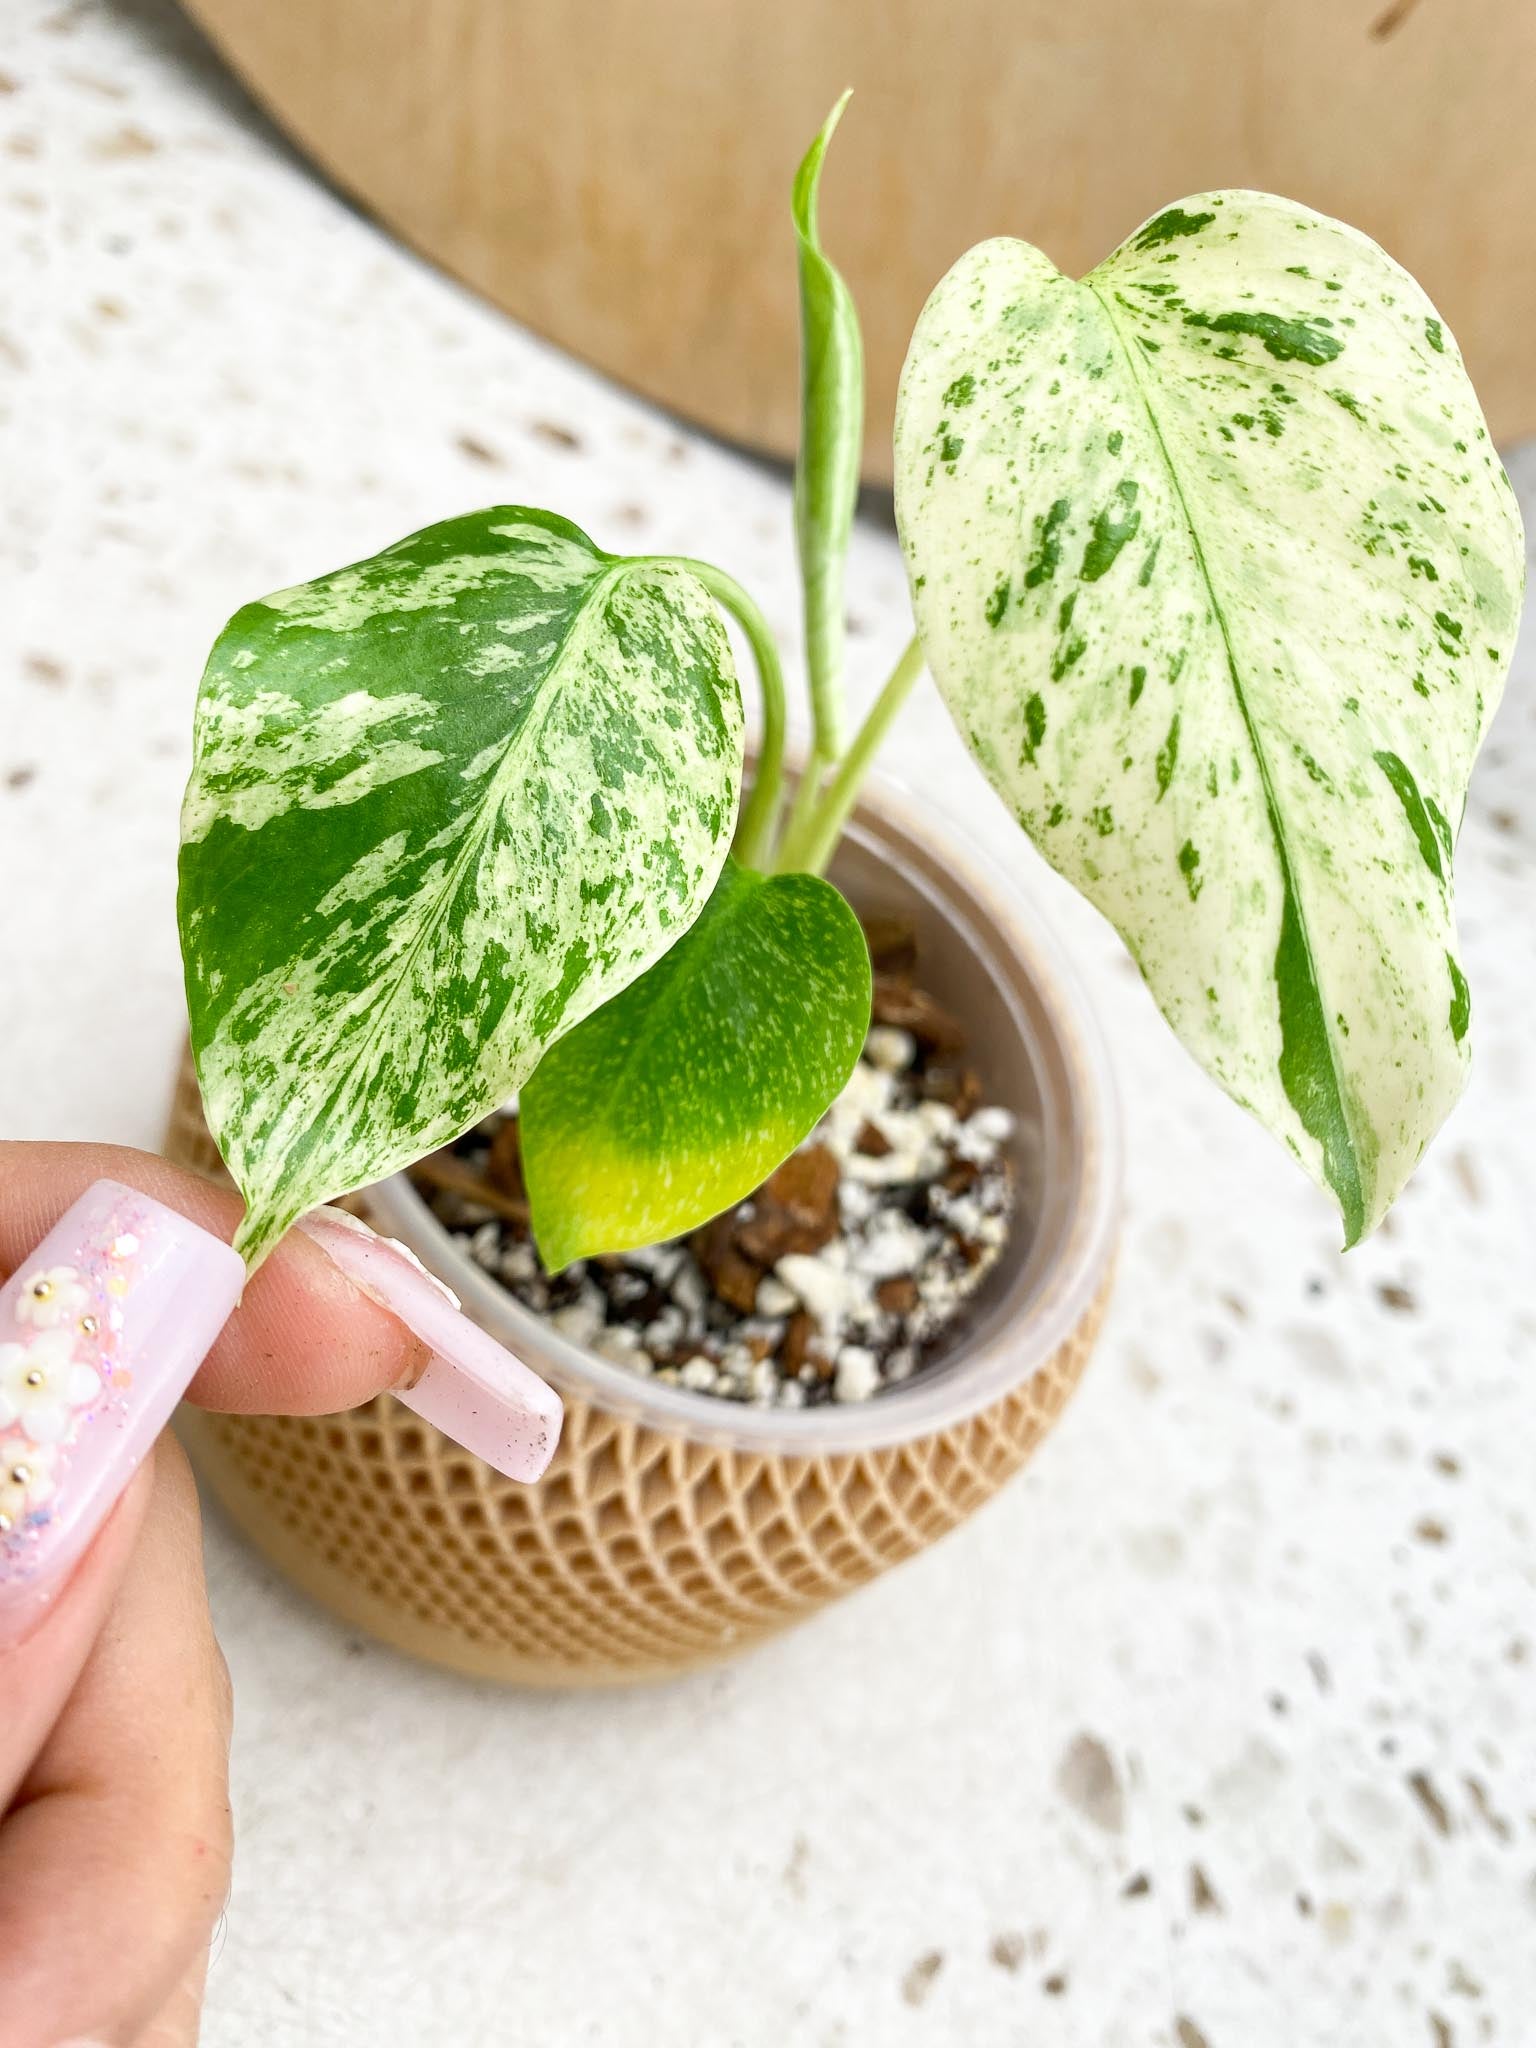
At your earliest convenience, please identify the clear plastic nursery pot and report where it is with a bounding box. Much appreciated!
[172,773,1121,1687]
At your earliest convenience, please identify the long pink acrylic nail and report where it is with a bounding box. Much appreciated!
[0,1180,245,1640]
[296,1207,562,1481]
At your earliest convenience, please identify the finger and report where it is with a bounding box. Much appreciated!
[0,1440,234,2048]
[132,1944,213,2048]
[0,1463,151,1806]
[0,1139,427,1412]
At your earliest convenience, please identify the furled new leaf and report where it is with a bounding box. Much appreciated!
[179,508,744,1266]
[895,192,1524,1242]
[521,858,871,1269]
[792,90,864,760]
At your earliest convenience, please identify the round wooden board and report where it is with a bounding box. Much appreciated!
[184,0,1536,479]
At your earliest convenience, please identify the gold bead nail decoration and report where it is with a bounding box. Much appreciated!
[80,1314,99,1337]
[24,1368,44,1389]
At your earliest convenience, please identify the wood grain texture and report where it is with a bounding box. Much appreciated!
[183,0,1536,477]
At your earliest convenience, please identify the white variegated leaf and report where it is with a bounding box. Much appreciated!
[895,192,1524,1242]
[179,507,744,1265]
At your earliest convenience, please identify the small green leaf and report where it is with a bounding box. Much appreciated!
[792,90,864,761]
[521,858,871,1268]
[179,507,744,1265]
[895,191,1524,1242]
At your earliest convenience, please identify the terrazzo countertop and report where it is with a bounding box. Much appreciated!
[5,6,1535,2045]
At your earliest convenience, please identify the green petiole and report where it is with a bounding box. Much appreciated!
[672,558,788,871]
[776,635,924,876]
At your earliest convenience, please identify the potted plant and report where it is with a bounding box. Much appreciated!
[170,99,1523,1683]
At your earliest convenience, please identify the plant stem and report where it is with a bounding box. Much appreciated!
[779,743,832,858]
[778,635,924,876]
[677,560,788,871]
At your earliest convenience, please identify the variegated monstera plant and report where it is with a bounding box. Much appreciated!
[180,97,1524,1273]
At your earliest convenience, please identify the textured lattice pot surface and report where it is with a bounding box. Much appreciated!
[174,1291,1107,1687]
[169,783,1120,1685]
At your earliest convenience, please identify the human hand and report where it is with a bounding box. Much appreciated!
[0,1141,558,2046]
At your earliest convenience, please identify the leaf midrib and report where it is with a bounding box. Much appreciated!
[1086,276,1367,1208]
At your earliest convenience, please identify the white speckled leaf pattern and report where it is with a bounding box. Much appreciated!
[179,508,743,1266]
[895,192,1525,1243]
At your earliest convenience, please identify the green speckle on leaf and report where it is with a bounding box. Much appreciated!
[1374,750,1445,881]
[1183,307,1342,366]
[940,433,964,465]
[1424,794,1453,862]
[985,577,1010,627]
[1080,480,1142,583]
[1024,496,1071,587]
[1052,634,1087,681]
[1021,690,1047,764]
[1090,804,1115,836]
[1424,317,1445,354]
[1129,663,1147,706]
[1155,713,1180,799]
[1273,863,1367,1247]
[943,371,977,408]
[1177,839,1203,901]
[1446,952,1470,1042]
[1136,206,1216,249]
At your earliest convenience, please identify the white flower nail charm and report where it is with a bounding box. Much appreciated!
[0,1182,246,1638]
[14,1264,90,1331]
[0,1330,103,1445]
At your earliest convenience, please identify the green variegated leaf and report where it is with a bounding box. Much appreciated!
[179,507,744,1266]
[895,192,1524,1243]
[521,858,870,1269]
[792,90,864,761]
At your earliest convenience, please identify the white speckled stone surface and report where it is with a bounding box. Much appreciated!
[5,7,1535,2045]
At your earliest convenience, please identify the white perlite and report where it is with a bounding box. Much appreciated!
[755,1275,799,1317]
[422,1030,1026,1408]
[776,1245,868,1339]
[834,1345,881,1403]
[864,1025,917,1072]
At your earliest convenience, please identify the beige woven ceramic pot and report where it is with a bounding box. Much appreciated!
[171,778,1120,1686]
